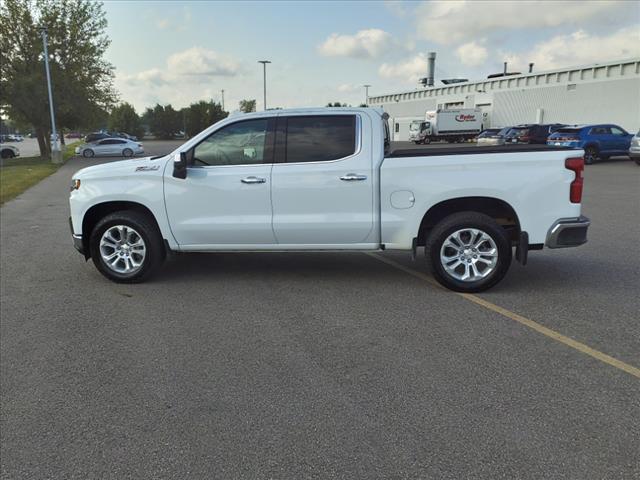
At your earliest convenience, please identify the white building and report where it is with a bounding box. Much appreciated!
[368,58,640,141]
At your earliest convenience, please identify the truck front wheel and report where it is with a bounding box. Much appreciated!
[425,212,512,293]
[89,210,165,283]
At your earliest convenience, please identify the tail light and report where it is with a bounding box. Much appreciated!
[565,157,584,203]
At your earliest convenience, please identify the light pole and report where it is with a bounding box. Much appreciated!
[258,60,271,111]
[221,89,225,111]
[39,27,61,163]
[363,84,371,106]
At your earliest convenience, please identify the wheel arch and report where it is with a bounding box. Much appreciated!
[81,201,164,259]
[417,196,521,246]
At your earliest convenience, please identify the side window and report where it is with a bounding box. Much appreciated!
[610,127,625,136]
[192,119,269,166]
[590,127,610,135]
[285,115,356,163]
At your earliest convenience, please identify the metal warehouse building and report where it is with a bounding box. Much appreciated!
[368,58,640,142]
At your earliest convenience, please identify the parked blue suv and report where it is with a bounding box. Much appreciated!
[547,124,634,164]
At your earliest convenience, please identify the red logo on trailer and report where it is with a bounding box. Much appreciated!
[455,114,476,122]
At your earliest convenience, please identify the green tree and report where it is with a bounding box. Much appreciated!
[239,99,256,113]
[144,104,181,139]
[0,0,117,158]
[108,102,143,139]
[185,100,227,137]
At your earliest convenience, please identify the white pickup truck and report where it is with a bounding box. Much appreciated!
[69,107,589,292]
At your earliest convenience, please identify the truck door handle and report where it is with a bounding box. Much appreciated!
[241,176,266,184]
[340,173,367,181]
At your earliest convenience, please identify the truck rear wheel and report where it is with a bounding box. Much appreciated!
[425,212,512,293]
[89,210,165,283]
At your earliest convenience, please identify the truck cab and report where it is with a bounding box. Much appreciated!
[409,121,431,143]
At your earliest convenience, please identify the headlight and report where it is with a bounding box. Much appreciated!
[70,179,81,191]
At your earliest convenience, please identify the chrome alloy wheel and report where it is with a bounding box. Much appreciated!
[99,225,146,274]
[439,228,498,282]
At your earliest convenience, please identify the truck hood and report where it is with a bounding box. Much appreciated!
[73,156,169,179]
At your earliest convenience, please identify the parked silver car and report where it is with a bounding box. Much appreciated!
[477,126,514,146]
[75,138,144,158]
[629,130,640,165]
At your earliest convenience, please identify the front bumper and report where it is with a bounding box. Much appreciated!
[545,216,590,248]
[69,217,84,254]
[629,146,640,159]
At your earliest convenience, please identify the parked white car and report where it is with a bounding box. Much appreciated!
[69,107,589,292]
[75,138,144,158]
[1,144,20,159]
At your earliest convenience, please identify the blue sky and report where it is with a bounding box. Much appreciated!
[103,0,640,112]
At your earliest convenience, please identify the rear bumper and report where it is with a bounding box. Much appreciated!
[545,216,590,248]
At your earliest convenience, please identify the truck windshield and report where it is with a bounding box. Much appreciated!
[409,122,420,131]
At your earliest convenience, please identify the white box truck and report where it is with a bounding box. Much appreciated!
[409,109,484,144]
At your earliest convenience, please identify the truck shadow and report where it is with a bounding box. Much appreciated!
[155,250,631,297]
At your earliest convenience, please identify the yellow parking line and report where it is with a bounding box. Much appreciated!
[366,253,640,379]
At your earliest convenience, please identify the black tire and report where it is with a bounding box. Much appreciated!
[635,158,640,166]
[1,149,15,159]
[425,212,512,293]
[89,210,165,283]
[83,149,94,158]
[122,148,133,157]
[584,145,598,165]
[423,137,431,144]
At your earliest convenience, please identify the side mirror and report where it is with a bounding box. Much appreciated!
[173,151,187,179]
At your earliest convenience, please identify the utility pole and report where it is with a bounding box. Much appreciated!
[258,60,271,111]
[363,84,371,106]
[39,27,61,163]
[221,89,225,111]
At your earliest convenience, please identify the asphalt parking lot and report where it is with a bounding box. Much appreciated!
[1,141,639,479]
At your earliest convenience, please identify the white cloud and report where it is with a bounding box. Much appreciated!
[455,41,488,67]
[156,18,170,29]
[318,29,394,59]
[121,68,169,87]
[378,53,430,83]
[503,27,640,71]
[117,47,243,110]
[167,47,241,77]
[415,0,630,45]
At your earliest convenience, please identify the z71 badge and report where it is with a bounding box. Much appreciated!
[135,165,160,172]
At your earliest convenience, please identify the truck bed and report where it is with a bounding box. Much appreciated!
[388,144,580,158]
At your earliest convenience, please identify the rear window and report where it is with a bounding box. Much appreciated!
[285,115,356,163]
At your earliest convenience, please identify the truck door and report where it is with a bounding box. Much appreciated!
[270,114,375,245]
[163,118,277,247]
